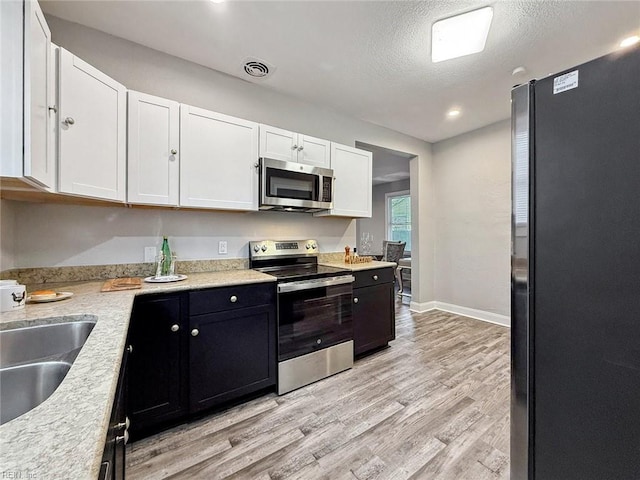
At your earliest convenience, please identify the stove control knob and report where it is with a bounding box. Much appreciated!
[261,245,268,252]
[311,243,317,249]
[253,245,260,253]
[306,243,311,250]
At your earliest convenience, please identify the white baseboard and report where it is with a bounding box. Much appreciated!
[409,300,510,327]
[409,301,436,313]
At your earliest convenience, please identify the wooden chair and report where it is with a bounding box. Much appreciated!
[382,241,406,290]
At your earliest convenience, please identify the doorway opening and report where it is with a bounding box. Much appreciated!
[355,142,415,300]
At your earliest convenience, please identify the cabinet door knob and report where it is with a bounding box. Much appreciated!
[115,431,129,445]
[292,144,298,150]
[171,324,180,332]
[191,328,199,337]
[170,149,178,155]
[63,117,75,126]
[372,275,378,281]
[297,146,304,151]
[48,105,57,113]
[353,297,359,303]
[230,295,238,303]
[126,345,133,353]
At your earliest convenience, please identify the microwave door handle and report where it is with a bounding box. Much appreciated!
[278,275,355,293]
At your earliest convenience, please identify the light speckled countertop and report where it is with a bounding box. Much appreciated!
[320,260,397,271]
[0,270,276,480]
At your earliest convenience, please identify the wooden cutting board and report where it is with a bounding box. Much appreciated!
[101,277,142,292]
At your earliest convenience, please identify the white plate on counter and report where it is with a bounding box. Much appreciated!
[27,292,74,303]
[144,274,188,283]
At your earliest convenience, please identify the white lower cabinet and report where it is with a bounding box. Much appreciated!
[127,91,180,206]
[58,48,126,202]
[316,143,372,218]
[179,105,259,211]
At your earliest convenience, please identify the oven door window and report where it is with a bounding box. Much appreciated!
[266,167,318,201]
[278,283,352,361]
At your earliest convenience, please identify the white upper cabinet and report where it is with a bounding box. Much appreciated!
[0,0,55,190]
[58,48,127,201]
[180,105,259,211]
[316,143,372,218]
[127,91,180,206]
[259,124,330,168]
[24,0,54,189]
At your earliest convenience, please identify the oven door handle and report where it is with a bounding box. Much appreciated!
[278,275,355,293]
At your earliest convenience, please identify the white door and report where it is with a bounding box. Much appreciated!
[316,143,372,218]
[258,124,297,163]
[128,91,180,206]
[180,105,258,211]
[23,0,54,189]
[297,134,330,168]
[58,48,126,201]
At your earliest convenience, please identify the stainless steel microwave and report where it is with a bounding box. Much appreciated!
[259,158,334,212]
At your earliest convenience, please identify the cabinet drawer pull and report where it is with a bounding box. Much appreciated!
[353,297,359,304]
[115,417,130,430]
[171,324,180,332]
[372,275,379,281]
[191,328,199,337]
[230,295,238,303]
[170,149,178,155]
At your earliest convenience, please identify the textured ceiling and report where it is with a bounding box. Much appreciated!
[41,0,640,143]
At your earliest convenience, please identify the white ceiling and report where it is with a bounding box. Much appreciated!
[41,0,639,143]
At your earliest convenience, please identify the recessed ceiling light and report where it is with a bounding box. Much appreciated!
[619,35,639,48]
[431,6,493,63]
[447,109,461,118]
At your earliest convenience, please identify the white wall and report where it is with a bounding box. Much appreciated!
[9,201,355,268]
[432,120,511,318]
[357,179,410,254]
[7,16,435,303]
[0,200,17,270]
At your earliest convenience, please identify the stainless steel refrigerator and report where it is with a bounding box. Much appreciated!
[511,45,640,480]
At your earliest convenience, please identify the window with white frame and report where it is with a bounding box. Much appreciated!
[386,190,411,252]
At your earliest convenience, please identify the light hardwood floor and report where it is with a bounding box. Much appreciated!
[127,301,511,479]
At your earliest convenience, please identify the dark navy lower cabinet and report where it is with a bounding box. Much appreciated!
[126,282,276,439]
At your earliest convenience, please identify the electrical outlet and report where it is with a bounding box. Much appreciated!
[218,241,228,255]
[144,246,157,263]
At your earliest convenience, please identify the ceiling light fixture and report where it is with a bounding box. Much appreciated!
[431,6,493,63]
[447,109,461,118]
[619,35,639,48]
[210,0,226,3]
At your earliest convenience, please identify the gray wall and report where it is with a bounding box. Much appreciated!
[432,120,511,317]
[356,179,410,255]
[4,16,435,303]
[0,200,17,271]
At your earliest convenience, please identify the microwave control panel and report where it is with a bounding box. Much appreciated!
[322,176,333,202]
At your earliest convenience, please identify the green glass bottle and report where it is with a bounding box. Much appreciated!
[161,236,171,276]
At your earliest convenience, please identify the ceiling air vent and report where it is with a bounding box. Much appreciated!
[241,57,276,80]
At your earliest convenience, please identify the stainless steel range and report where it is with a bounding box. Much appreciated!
[249,240,354,394]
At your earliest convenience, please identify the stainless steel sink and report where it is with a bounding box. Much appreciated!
[0,319,97,425]
[0,320,96,368]
[0,362,72,425]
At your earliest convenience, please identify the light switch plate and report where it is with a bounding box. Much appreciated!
[144,246,157,263]
[218,241,228,255]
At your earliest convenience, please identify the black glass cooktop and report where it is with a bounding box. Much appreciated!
[254,264,350,282]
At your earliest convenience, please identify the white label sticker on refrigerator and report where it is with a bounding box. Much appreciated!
[553,70,579,94]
